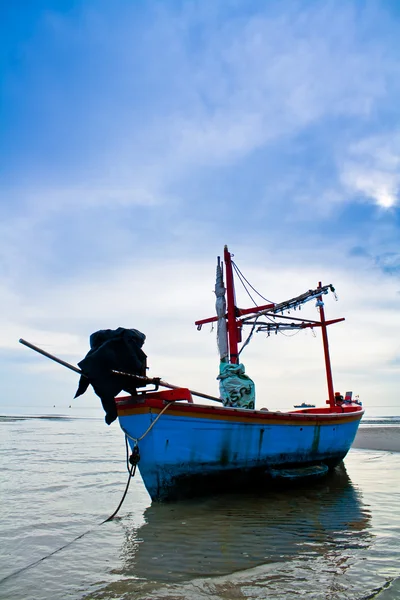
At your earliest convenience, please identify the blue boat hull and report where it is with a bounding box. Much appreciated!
[118,395,363,501]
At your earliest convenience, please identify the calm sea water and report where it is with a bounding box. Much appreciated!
[0,411,399,600]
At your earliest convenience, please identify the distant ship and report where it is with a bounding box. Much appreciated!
[293,402,316,409]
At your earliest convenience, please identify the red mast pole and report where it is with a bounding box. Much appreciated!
[317,282,335,409]
[224,245,239,364]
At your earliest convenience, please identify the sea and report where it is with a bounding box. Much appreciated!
[0,408,399,600]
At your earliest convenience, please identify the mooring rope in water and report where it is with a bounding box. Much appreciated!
[102,460,137,522]
[0,401,174,585]
[0,464,136,585]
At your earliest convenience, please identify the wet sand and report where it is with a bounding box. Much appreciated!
[353,426,400,452]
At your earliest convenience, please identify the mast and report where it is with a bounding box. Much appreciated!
[224,245,239,364]
[195,250,343,410]
[317,282,335,408]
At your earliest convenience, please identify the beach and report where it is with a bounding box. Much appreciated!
[353,425,400,452]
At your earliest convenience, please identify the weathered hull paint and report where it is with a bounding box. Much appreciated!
[117,397,363,501]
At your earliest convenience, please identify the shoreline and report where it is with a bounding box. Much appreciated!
[352,426,400,452]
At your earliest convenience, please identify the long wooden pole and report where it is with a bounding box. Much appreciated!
[160,382,222,403]
[112,370,222,403]
[19,338,222,403]
[19,338,83,374]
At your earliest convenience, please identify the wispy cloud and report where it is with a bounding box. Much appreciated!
[3,2,398,208]
[340,132,400,208]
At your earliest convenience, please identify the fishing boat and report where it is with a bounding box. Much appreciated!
[116,246,364,501]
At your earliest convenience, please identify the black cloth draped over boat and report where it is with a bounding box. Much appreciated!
[74,327,147,424]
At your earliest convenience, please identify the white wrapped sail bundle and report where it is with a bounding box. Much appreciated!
[215,258,229,362]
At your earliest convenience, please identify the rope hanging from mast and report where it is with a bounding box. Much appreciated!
[195,247,343,410]
[229,262,337,350]
[231,260,275,305]
[195,250,340,357]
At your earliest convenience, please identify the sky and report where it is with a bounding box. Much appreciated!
[1,0,399,418]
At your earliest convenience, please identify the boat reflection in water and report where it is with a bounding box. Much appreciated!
[119,462,371,584]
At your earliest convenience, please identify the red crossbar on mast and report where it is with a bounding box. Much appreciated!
[224,245,239,364]
[195,301,274,328]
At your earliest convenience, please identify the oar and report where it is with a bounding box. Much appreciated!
[18,338,223,403]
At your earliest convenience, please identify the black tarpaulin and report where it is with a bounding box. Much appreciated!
[74,327,147,424]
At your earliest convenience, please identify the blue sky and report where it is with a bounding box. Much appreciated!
[1,0,399,416]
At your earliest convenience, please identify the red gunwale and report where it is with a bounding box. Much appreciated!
[116,394,364,425]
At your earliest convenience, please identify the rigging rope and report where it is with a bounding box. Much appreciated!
[232,262,258,306]
[120,400,173,445]
[238,317,259,356]
[231,261,275,304]
[230,259,279,355]
[258,313,305,338]
[270,327,302,338]
[231,264,335,344]
[231,260,303,347]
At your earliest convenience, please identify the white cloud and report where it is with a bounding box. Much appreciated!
[4,1,395,215]
[163,3,390,171]
[340,133,400,208]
